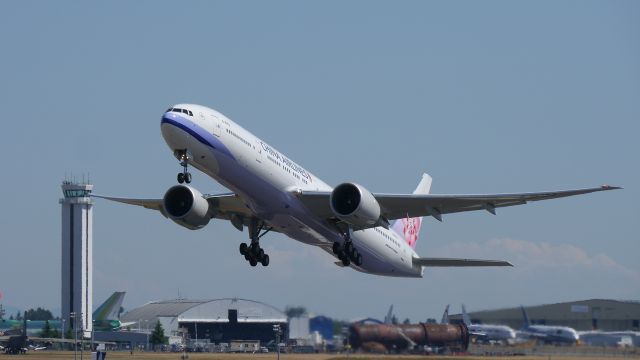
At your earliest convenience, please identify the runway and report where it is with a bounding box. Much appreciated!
[3,352,639,360]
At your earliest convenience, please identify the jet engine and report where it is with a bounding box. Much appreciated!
[330,182,381,227]
[163,185,211,230]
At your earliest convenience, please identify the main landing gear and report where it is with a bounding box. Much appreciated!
[175,149,192,184]
[239,218,273,267]
[332,230,363,267]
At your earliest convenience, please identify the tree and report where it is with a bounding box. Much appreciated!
[149,320,167,349]
[40,320,53,338]
[402,318,411,325]
[65,327,73,339]
[24,307,54,321]
[284,305,307,318]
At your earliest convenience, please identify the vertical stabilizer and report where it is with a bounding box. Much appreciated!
[384,305,394,324]
[520,305,531,328]
[462,304,471,326]
[390,173,432,249]
[93,292,126,321]
[441,304,450,324]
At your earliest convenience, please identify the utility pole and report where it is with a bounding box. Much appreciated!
[71,312,77,360]
[273,324,282,360]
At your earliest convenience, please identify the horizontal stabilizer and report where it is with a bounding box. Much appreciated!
[414,257,513,267]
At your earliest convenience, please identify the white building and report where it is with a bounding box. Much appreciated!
[60,181,94,335]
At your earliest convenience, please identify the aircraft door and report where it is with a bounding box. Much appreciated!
[255,139,263,163]
[211,114,222,137]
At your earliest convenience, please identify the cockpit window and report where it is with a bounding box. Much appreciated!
[166,108,193,116]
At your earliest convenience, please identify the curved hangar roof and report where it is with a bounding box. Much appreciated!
[122,298,287,324]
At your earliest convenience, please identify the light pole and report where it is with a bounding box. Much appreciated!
[61,319,65,350]
[79,312,84,360]
[70,312,77,360]
[273,324,281,360]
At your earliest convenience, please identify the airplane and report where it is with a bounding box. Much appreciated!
[461,304,516,344]
[92,291,136,331]
[93,103,620,277]
[518,305,579,345]
[0,291,132,336]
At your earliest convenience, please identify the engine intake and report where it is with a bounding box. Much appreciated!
[330,182,381,227]
[163,185,211,230]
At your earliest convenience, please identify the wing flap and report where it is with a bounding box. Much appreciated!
[413,257,513,267]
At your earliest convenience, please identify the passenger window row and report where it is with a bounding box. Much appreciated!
[166,108,194,116]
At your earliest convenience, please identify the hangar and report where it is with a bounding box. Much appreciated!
[448,299,640,331]
[121,298,287,344]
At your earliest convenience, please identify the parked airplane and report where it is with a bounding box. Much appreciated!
[92,292,136,331]
[518,305,579,344]
[461,304,516,344]
[0,291,131,336]
[94,104,619,277]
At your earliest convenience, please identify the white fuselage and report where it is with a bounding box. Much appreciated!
[469,323,516,343]
[520,325,580,344]
[160,104,422,277]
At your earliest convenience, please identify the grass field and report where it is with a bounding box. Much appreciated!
[2,352,639,360]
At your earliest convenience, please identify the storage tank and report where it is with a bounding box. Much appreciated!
[350,322,469,352]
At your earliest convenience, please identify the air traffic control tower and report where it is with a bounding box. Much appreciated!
[60,181,93,335]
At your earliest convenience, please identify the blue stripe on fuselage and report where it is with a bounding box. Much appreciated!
[161,114,234,159]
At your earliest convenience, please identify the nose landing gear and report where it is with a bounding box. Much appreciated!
[175,149,192,184]
[332,229,363,267]
[239,218,273,267]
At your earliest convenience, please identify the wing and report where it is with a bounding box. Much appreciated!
[91,192,254,221]
[297,185,620,224]
[413,257,513,267]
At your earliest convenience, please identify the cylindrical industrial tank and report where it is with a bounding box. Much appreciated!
[350,322,469,352]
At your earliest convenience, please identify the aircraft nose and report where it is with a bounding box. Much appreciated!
[161,110,193,150]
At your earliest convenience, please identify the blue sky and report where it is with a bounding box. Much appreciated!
[0,1,638,321]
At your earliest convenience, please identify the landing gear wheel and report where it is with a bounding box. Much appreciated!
[239,243,248,256]
[177,173,185,184]
[249,258,258,266]
[344,241,353,255]
[349,247,359,260]
[354,253,363,266]
[261,254,270,266]
[184,172,192,184]
[341,256,351,266]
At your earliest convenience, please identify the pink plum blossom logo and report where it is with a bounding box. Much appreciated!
[401,216,421,249]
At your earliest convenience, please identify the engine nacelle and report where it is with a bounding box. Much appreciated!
[162,185,211,230]
[330,182,381,227]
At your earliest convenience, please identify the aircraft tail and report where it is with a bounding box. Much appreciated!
[520,305,531,328]
[93,291,126,321]
[384,305,394,324]
[462,304,471,326]
[441,304,450,324]
[390,173,432,249]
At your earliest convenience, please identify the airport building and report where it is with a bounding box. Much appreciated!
[449,299,640,331]
[121,298,288,344]
[60,181,94,335]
